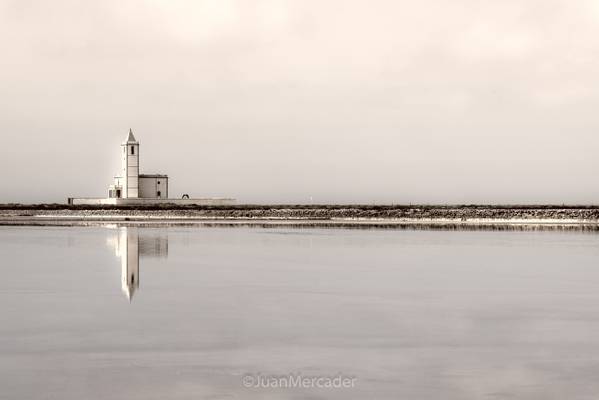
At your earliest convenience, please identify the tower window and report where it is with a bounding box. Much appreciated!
[157,191,161,197]
[131,146,135,155]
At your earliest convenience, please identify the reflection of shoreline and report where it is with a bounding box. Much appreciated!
[30,219,599,232]
[107,228,168,301]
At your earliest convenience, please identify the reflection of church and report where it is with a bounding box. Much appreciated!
[107,227,169,301]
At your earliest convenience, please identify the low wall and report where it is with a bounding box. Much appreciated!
[68,198,117,206]
[68,197,236,206]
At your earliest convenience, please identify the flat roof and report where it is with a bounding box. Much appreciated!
[139,174,168,178]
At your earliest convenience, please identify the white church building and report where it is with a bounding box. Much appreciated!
[68,129,235,206]
[108,129,168,200]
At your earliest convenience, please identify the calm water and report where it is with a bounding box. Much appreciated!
[1,226,599,399]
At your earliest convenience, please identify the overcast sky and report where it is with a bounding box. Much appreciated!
[1,0,599,204]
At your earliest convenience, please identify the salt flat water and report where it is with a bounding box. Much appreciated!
[1,225,599,399]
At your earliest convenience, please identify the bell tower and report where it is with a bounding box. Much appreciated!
[121,129,139,198]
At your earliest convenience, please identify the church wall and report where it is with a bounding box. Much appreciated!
[139,176,168,199]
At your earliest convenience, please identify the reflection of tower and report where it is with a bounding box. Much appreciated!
[118,228,139,301]
[107,227,169,301]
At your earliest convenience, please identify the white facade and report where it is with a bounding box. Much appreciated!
[139,175,168,199]
[122,132,139,198]
[109,129,169,199]
[68,128,236,205]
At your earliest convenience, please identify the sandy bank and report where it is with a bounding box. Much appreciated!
[1,205,598,230]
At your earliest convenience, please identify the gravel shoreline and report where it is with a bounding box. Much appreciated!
[1,205,599,228]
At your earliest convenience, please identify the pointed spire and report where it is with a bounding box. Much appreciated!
[126,128,137,143]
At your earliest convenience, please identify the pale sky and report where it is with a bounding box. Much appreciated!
[1,0,599,204]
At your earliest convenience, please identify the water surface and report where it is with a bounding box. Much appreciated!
[1,226,599,399]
